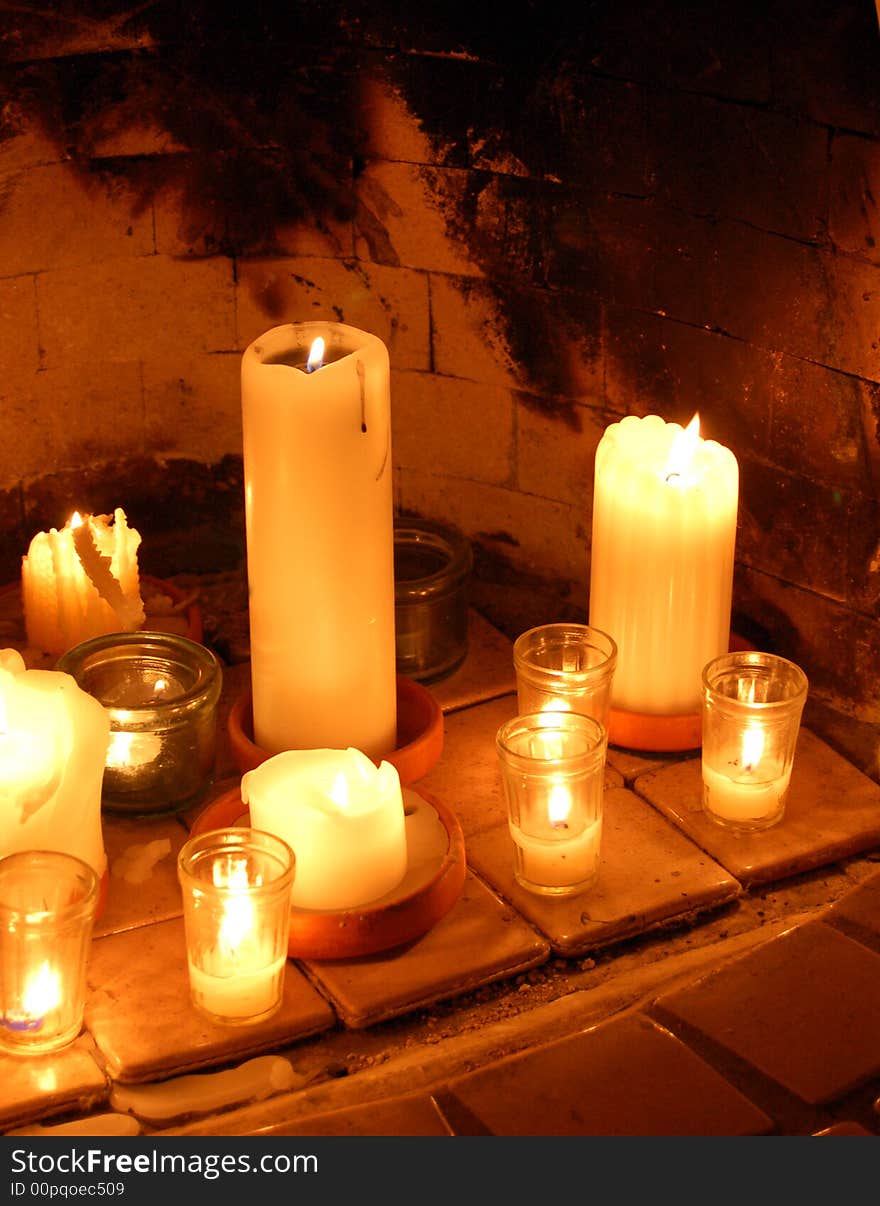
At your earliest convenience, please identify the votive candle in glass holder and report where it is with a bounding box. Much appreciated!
[701,651,808,833]
[0,850,100,1056]
[177,828,294,1027]
[56,631,223,816]
[513,623,618,732]
[496,711,608,897]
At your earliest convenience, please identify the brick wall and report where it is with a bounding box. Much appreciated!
[1,2,879,723]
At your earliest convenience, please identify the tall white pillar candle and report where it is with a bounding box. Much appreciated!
[589,414,738,716]
[241,322,397,759]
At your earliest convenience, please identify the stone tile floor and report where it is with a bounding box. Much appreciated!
[2,591,880,1138]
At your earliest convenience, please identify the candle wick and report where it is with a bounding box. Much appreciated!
[665,471,681,484]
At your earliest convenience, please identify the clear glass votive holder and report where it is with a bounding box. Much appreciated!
[177,828,295,1027]
[496,711,608,897]
[394,519,473,683]
[56,631,223,817]
[513,623,618,732]
[701,651,809,834]
[0,850,100,1056]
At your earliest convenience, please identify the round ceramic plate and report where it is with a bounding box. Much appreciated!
[227,675,444,784]
[190,782,466,961]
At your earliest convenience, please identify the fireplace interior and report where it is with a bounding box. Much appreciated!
[1,0,879,1141]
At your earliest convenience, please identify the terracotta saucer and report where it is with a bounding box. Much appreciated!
[190,782,466,961]
[608,632,754,753]
[228,675,444,785]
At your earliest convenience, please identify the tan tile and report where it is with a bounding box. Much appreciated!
[633,728,880,886]
[419,694,623,841]
[813,1121,876,1136]
[0,1038,109,1132]
[302,870,549,1028]
[825,867,880,944]
[655,921,880,1105]
[606,744,684,785]
[464,787,741,958]
[96,813,188,937]
[443,1012,774,1135]
[84,918,336,1083]
[255,1091,450,1136]
[428,609,518,713]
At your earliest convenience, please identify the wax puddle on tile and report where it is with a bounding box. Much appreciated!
[6,1112,142,1137]
[111,838,173,885]
[109,1054,302,1125]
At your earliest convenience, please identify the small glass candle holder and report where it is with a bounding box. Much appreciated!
[177,828,294,1027]
[701,651,809,833]
[496,711,608,897]
[0,850,99,1056]
[513,623,618,732]
[394,519,473,683]
[56,631,223,817]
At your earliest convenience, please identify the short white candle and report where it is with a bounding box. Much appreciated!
[702,726,789,826]
[589,413,738,715]
[22,508,144,657]
[0,647,109,878]
[510,812,602,890]
[187,953,287,1022]
[241,322,397,760]
[242,746,408,911]
[187,857,286,1023]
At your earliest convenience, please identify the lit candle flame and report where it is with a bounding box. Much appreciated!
[23,960,62,1021]
[547,781,572,827]
[70,511,83,529]
[664,413,700,483]
[214,856,257,957]
[741,726,765,774]
[306,337,325,373]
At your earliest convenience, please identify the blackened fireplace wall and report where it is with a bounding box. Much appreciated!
[0,1,879,730]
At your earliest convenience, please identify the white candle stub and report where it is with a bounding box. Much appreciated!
[703,726,789,824]
[242,746,408,911]
[22,507,145,657]
[188,854,286,1021]
[0,646,109,877]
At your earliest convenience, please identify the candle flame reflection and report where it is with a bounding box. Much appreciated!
[741,726,765,773]
[664,413,700,483]
[23,960,62,1021]
[214,856,257,958]
[306,337,325,373]
[547,782,572,827]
